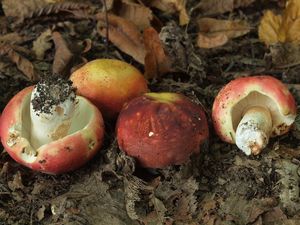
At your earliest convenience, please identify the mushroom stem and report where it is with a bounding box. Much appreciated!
[235,106,272,155]
[30,78,76,149]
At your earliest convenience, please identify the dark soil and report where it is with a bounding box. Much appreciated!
[1,1,300,225]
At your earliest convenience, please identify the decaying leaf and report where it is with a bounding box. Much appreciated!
[144,27,172,79]
[52,31,73,76]
[219,195,273,224]
[275,159,300,215]
[197,18,250,48]
[259,0,300,45]
[195,0,255,16]
[36,205,46,221]
[149,0,190,25]
[2,0,62,18]
[0,44,39,81]
[14,2,91,26]
[114,1,153,30]
[32,29,53,60]
[197,33,228,49]
[124,175,153,220]
[96,12,146,64]
[0,32,27,45]
[7,172,25,191]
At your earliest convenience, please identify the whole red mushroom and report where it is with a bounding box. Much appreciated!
[212,75,297,155]
[116,92,209,168]
[70,59,149,119]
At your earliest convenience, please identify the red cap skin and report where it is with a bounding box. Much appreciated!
[116,93,209,168]
[212,75,297,144]
[70,59,149,119]
[0,86,105,174]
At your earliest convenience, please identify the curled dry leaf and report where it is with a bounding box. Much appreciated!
[32,28,52,60]
[0,33,27,45]
[2,0,62,18]
[144,27,172,79]
[0,44,39,81]
[7,172,25,191]
[149,0,189,25]
[52,31,73,76]
[195,0,255,16]
[36,205,46,221]
[96,12,146,64]
[259,0,300,45]
[197,33,228,49]
[114,1,153,30]
[197,18,251,48]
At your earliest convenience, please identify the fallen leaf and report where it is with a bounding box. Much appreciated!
[52,31,73,76]
[2,0,62,18]
[36,205,46,221]
[195,0,255,16]
[258,0,300,45]
[96,12,146,64]
[0,33,27,45]
[262,207,287,224]
[114,1,153,30]
[197,18,250,48]
[32,29,53,60]
[219,195,272,224]
[269,42,300,67]
[105,0,115,11]
[275,159,300,215]
[143,27,172,79]
[0,44,39,81]
[13,2,91,26]
[197,34,228,49]
[149,0,189,25]
[7,172,25,191]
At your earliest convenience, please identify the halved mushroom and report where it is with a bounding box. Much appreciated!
[212,75,297,155]
[0,78,104,174]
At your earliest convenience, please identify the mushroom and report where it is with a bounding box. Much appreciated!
[0,77,105,174]
[116,92,209,168]
[70,59,149,119]
[212,75,297,155]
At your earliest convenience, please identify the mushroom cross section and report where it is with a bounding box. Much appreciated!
[212,75,297,155]
[0,84,104,174]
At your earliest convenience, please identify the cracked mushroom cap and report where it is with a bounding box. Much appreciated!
[0,86,105,174]
[212,75,297,143]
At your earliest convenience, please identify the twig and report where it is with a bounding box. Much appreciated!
[102,0,109,54]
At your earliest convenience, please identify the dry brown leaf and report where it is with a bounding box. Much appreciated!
[36,205,46,221]
[197,18,250,48]
[259,0,300,45]
[0,44,39,81]
[32,29,53,60]
[198,18,251,39]
[7,172,25,191]
[0,33,27,45]
[149,0,190,25]
[143,27,172,79]
[105,0,115,11]
[114,1,153,30]
[2,0,62,18]
[52,31,73,76]
[96,12,146,64]
[195,0,255,16]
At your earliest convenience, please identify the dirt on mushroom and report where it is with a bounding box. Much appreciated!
[1,1,300,225]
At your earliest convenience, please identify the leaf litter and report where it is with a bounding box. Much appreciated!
[0,0,300,225]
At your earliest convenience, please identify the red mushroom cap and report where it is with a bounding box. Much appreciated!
[212,75,297,144]
[0,86,105,174]
[116,92,209,168]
